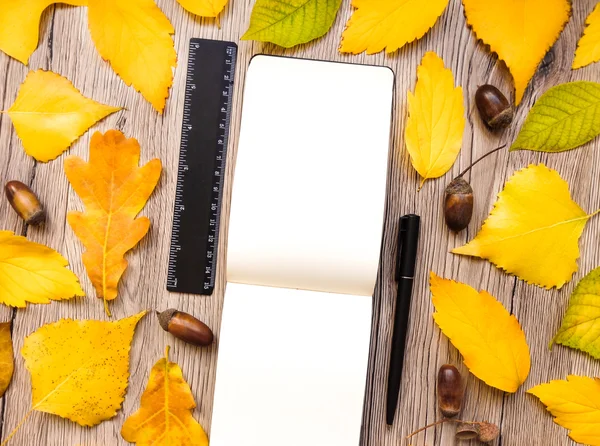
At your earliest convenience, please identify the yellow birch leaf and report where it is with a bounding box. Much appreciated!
[462,0,571,105]
[405,52,465,189]
[573,3,600,69]
[0,231,84,307]
[453,164,597,289]
[87,0,177,113]
[339,0,449,54]
[4,70,120,162]
[0,0,87,64]
[529,375,600,446]
[2,312,147,444]
[430,272,531,393]
[0,322,14,398]
[65,130,161,316]
[121,346,209,446]
[176,0,227,20]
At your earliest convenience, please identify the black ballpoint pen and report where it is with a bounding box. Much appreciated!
[386,214,421,426]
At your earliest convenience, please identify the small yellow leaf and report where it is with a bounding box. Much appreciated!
[405,52,465,188]
[573,3,600,69]
[339,0,449,54]
[20,312,146,427]
[176,0,228,19]
[0,0,87,64]
[462,0,571,105]
[87,0,177,113]
[121,346,209,446]
[0,231,84,307]
[430,272,530,393]
[0,322,14,398]
[5,70,120,162]
[529,375,600,445]
[453,164,597,289]
[65,130,161,316]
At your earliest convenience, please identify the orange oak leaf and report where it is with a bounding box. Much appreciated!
[121,346,209,446]
[64,130,161,316]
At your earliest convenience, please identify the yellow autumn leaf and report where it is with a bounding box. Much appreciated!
[529,375,600,446]
[430,272,530,393]
[0,0,87,64]
[0,322,14,398]
[2,312,146,445]
[462,0,571,105]
[0,231,84,307]
[573,3,600,69]
[339,0,449,54]
[176,0,227,20]
[65,130,161,316]
[405,52,465,189]
[121,346,209,446]
[453,164,598,289]
[87,0,177,113]
[4,70,120,162]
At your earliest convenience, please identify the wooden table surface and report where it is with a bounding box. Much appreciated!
[1,1,600,445]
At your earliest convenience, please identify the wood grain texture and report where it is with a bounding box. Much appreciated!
[0,0,599,445]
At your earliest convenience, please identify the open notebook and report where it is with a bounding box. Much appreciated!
[210,55,394,446]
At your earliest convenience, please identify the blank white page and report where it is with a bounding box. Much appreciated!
[226,55,394,296]
[211,56,394,446]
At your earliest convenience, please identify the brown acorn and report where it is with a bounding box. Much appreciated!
[444,145,505,232]
[456,421,500,443]
[5,181,46,225]
[475,85,514,130]
[437,364,464,418]
[157,309,214,347]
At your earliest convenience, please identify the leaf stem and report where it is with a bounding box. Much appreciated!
[456,144,506,179]
[1,409,33,446]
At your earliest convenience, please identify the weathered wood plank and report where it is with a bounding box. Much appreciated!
[1,0,600,445]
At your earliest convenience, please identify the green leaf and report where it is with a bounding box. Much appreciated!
[552,267,600,358]
[241,0,342,48]
[510,81,600,153]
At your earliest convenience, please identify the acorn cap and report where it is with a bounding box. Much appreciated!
[157,308,177,332]
[477,421,500,442]
[445,177,473,196]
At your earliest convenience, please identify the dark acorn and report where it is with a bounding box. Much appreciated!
[444,145,505,232]
[5,181,46,225]
[475,85,514,130]
[157,309,214,347]
[437,364,464,418]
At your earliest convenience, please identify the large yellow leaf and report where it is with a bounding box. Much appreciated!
[65,130,161,316]
[0,0,87,64]
[462,0,571,105]
[573,3,600,69]
[405,52,464,188]
[5,70,120,162]
[1,312,147,444]
[453,164,597,289]
[87,0,177,113]
[121,346,209,446]
[0,322,14,398]
[0,231,83,307]
[529,375,600,445]
[176,0,228,20]
[339,0,449,54]
[430,272,530,393]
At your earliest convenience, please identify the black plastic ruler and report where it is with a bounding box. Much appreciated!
[167,39,237,295]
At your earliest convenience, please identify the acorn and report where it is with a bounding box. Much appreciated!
[444,145,505,232]
[157,309,214,347]
[456,421,500,443]
[475,85,514,130]
[437,364,464,418]
[5,181,46,225]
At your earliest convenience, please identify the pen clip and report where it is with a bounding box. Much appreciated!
[395,216,409,281]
